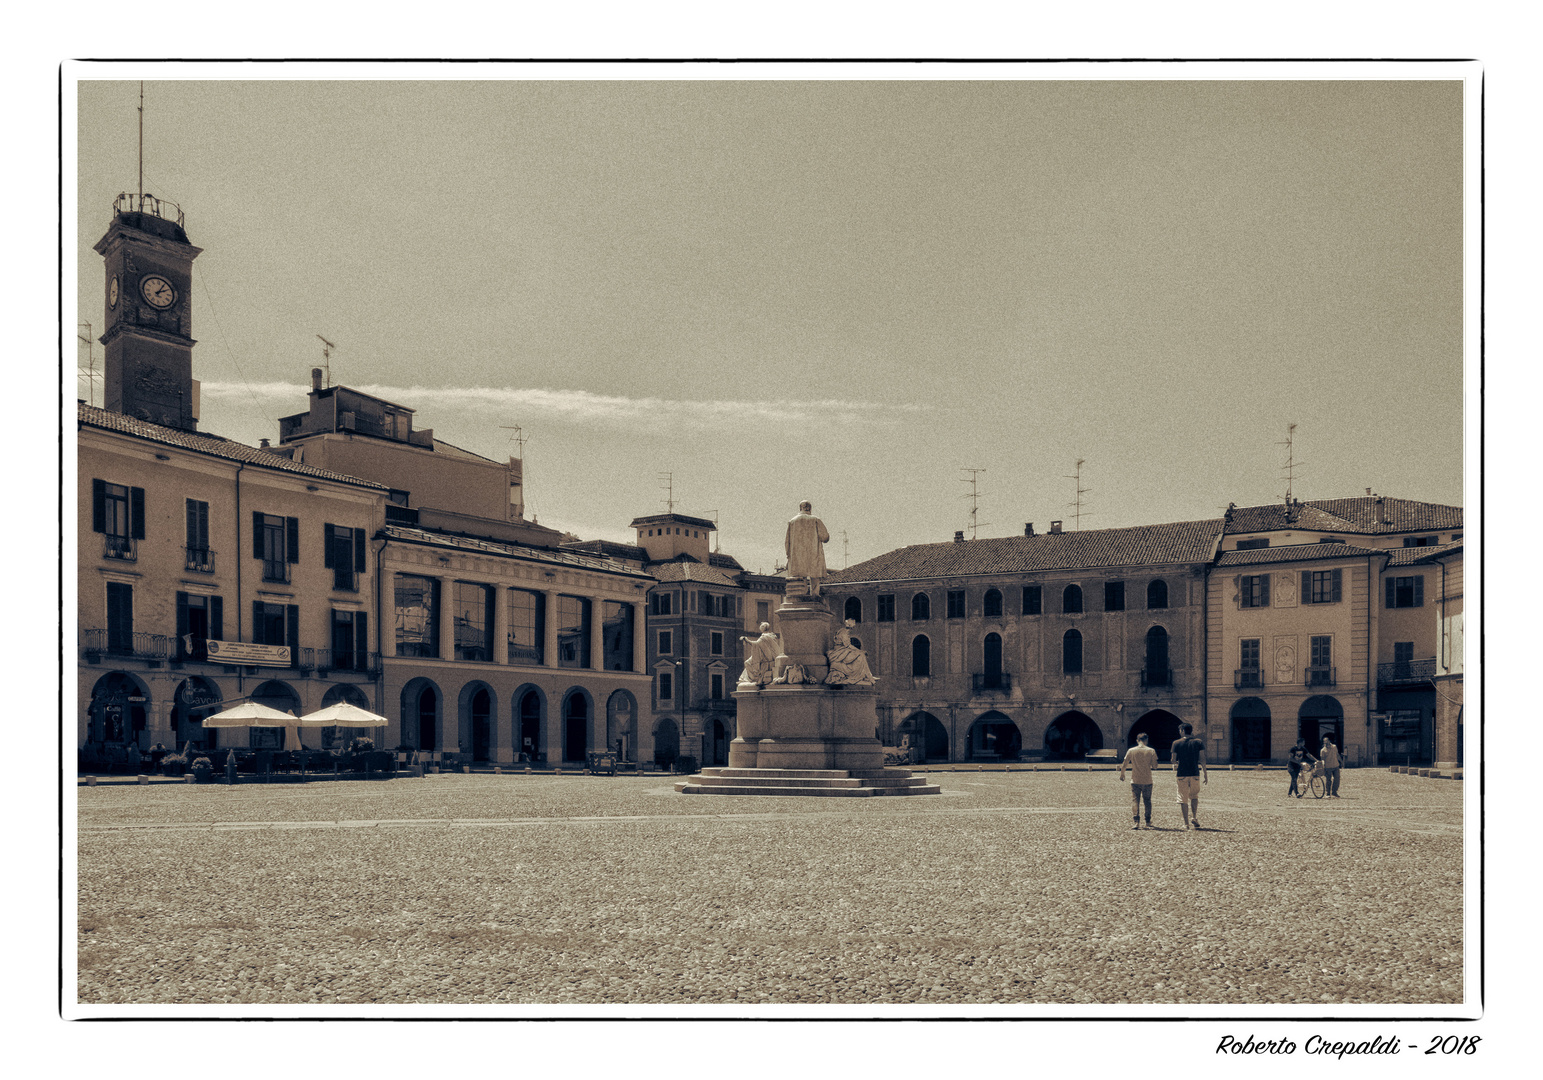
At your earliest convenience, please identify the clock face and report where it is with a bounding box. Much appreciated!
[140,275,176,309]
[108,275,119,308]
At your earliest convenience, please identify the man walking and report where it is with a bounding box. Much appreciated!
[1319,732,1342,797]
[1119,732,1158,829]
[1286,738,1316,798]
[1170,722,1208,829]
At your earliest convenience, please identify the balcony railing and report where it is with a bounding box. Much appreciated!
[1304,665,1337,687]
[185,546,216,573]
[262,559,291,583]
[1141,667,1173,689]
[114,191,184,227]
[971,673,1011,694]
[1377,657,1438,686]
[303,648,382,676]
[103,534,136,561]
[1234,667,1263,690]
[332,569,359,592]
[82,628,168,662]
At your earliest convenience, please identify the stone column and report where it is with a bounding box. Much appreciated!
[589,596,604,670]
[632,602,647,673]
[438,577,456,663]
[548,688,568,764]
[379,568,395,660]
[438,576,458,754]
[543,590,560,669]
[492,585,508,666]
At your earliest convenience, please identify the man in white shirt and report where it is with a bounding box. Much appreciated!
[1119,732,1159,829]
[1319,734,1342,797]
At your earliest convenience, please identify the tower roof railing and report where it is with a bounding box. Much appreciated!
[113,192,184,228]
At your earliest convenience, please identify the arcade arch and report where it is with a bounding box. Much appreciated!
[1045,710,1102,759]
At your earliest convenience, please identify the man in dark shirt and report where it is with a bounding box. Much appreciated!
[1286,739,1316,798]
[1170,722,1208,830]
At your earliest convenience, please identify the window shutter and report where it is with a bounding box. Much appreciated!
[354,527,366,572]
[210,596,223,642]
[176,592,189,659]
[356,611,368,666]
[1260,575,1270,606]
[287,604,301,667]
[92,479,106,533]
[324,524,335,568]
[130,486,146,540]
[1301,571,1312,603]
[286,517,300,563]
[253,512,264,559]
[186,500,197,549]
[1385,578,1395,608]
[1331,568,1342,602]
[1414,575,1424,607]
[252,601,264,644]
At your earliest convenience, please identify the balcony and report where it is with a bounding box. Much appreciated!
[971,673,1012,694]
[1234,667,1263,690]
[332,569,359,592]
[185,546,216,573]
[1140,667,1173,690]
[103,534,136,561]
[1304,665,1337,688]
[304,648,382,676]
[1377,657,1437,686]
[82,628,168,663]
[384,504,420,526]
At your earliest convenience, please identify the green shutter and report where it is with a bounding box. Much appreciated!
[253,512,264,559]
[286,517,300,563]
[92,479,106,533]
[176,592,189,659]
[130,487,145,540]
[287,605,301,667]
[252,601,264,644]
[1386,578,1395,608]
[354,527,366,572]
[324,524,335,568]
[356,612,368,668]
[1414,575,1424,607]
[1260,576,1270,607]
[1302,571,1312,604]
[1331,568,1342,602]
[210,596,223,642]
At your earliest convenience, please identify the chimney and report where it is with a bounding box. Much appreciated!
[1024,523,1035,537]
[1050,520,1063,534]
[259,438,270,449]
[311,368,323,392]
[1365,488,1372,497]
[954,530,965,543]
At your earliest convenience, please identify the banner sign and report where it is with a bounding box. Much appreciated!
[205,640,291,667]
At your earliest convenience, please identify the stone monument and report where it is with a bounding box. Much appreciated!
[676,501,939,797]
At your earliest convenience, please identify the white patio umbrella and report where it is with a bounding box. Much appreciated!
[296,701,389,729]
[198,701,305,751]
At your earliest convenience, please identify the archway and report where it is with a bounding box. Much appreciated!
[173,676,220,752]
[88,671,150,749]
[318,683,370,749]
[983,589,1003,618]
[250,680,300,750]
[563,691,589,762]
[844,596,862,623]
[1128,709,1183,755]
[654,717,680,769]
[401,678,440,751]
[516,687,544,762]
[460,683,493,762]
[967,711,1021,760]
[983,633,1003,688]
[1230,697,1271,761]
[710,718,730,766]
[1299,695,1345,752]
[1045,711,1102,759]
[606,689,638,762]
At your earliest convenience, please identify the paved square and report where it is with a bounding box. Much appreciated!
[77,768,1462,1006]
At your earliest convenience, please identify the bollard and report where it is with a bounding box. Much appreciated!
[138,774,148,785]
[525,766,532,775]
[463,764,470,774]
[87,776,97,787]
[555,767,563,775]
[494,766,502,775]
[186,774,195,784]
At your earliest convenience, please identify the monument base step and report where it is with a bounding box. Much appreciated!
[675,766,941,797]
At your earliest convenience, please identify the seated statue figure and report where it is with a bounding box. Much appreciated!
[738,623,781,686]
[825,619,877,686]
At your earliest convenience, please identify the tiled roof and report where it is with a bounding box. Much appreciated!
[1215,543,1385,568]
[647,559,743,588]
[430,438,501,465]
[562,539,650,561]
[79,403,388,489]
[1386,540,1463,567]
[386,525,650,577]
[828,519,1224,584]
[1225,497,1463,536]
[708,552,745,571]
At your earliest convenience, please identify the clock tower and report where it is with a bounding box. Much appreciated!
[94,194,202,431]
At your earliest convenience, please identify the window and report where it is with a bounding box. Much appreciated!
[876,595,895,622]
[185,499,212,571]
[603,601,634,671]
[1303,568,1343,604]
[1062,584,1083,614]
[911,593,931,620]
[658,671,673,701]
[1402,536,1438,548]
[1239,638,1261,686]
[845,596,862,623]
[1022,585,1042,615]
[657,629,673,655]
[175,591,222,661]
[395,575,439,658]
[710,673,724,700]
[92,479,144,558]
[1062,629,1083,674]
[650,592,674,616]
[911,635,931,677]
[710,631,724,656]
[330,609,367,670]
[252,601,298,667]
[106,581,133,653]
[1393,640,1414,677]
[756,600,770,625]
[1386,576,1425,608]
[253,512,298,582]
[1308,635,1333,685]
[556,595,592,668]
[324,524,364,591]
[1146,580,1168,609]
[507,589,545,665]
[1236,538,1269,550]
[947,590,966,618]
[983,589,1002,617]
[1239,575,1270,608]
[1144,626,1170,684]
[453,582,493,661]
[1104,581,1125,612]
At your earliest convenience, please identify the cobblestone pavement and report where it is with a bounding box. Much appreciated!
[76,768,1463,1006]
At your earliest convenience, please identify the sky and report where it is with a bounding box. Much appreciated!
[75,74,1466,576]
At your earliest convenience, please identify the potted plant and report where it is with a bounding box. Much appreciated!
[160,753,188,777]
[190,756,214,783]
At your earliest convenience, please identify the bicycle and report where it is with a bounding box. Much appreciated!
[1300,760,1326,799]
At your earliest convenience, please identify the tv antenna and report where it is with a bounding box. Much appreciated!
[1066,459,1092,530]
[316,335,337,388]
[960,468,990,539]
[78,322,100,407]
[1279,422,1304,502]
[658,472,675,513]
[706,510,721,553]
[499,424,528,458]
[842,529,850,568]
[137,82,144,205]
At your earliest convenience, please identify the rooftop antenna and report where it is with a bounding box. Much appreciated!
[842,529,850,568]
[137,82,144,206]
[316,335,337,388]
[78,322,99,407]
[658,472,675,513]
[960,468,990,539]
[706,510,721,553]
[1066,459,1091,530]
[499,424,528,458]
[1279,422,1303,503]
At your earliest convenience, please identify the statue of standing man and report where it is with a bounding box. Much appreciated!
[785,500,831,599]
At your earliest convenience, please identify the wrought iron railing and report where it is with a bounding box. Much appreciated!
[971,673,1011,694]
[1377,658,1437,685]
[1304,665,1336,687]
[185,546,216,573]
[114,192,184,227]
[1234,667,1262,690]
[332,569,359,592]
[262,559,290,583]
[82,628,168,661]
[1141,667,1173,689]
[303,648,381,675]
[103,534,136,561]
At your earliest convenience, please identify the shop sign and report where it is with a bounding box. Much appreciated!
[205,640,290,667]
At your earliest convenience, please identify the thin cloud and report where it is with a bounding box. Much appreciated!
[200,382,926,430]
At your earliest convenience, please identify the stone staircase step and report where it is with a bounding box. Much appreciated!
[675,781,943,797]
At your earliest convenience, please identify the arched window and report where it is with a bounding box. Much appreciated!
[983,589,1003,617]
[1062,584,1083,614]
[1147,579,1169,609]
[1063,629,1083,674]
[844,596,862,623]
[911,593,931,621]
[1144,626,1170,686]
[911,635,931,677]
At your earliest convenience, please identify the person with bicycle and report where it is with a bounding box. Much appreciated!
[1320,733,1342,797]
[1287,738,1316,798]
